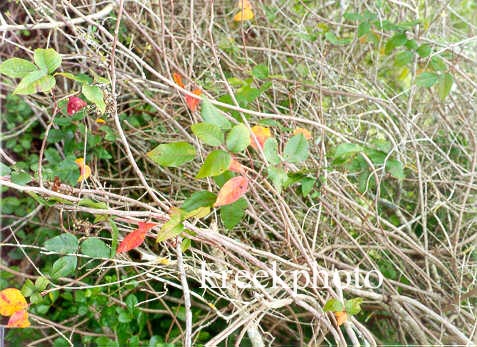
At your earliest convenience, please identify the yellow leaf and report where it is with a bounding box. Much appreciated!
[233,8,254,21]
[95,118,106,124]
[75,158,92,182]
[233,0,254,22]
[292,128,312,140]
[0,288,28,317]
[157,257,170,265]
[250,126,271,150]
[184,206,211,219]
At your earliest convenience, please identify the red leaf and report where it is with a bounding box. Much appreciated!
[67,96,87,115]
[7,309,30,328]
[116,221,158,254]
[185,89,202,112]
[229,158,245,174]
[214,176,249,207]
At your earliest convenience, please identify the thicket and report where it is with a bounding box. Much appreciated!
[1,0,476,346]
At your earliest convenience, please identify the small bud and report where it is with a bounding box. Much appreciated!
[67,96,87,115]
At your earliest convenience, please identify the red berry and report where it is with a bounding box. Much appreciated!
[67,96,87,115]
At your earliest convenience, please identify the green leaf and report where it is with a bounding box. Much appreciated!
[438,73,453,100]
[284,134,309,163]
[44,233,79,254]
[226,124,250,153]
[80,238,110,258]
[91,71,110,85]
[147,142,196,167]
[13,69,50,95]
[236,85,261,105]
[191,122,224,146]
[157,222,184,243]
[118,310,132,323]
[300,177,316,197]
[82,85,106,114]
[333,143,363,160]
[220,198,247,230]
[110,220,119,257]
[125,294,138,313]
[181,238,192,252]
[35,277,50,291]
[268,166,288,193]
[252,64,269,79]
[344,298,363,315]
[394,51,413,67]
[78,198,108,209]
[357,22,370,37]
[21,279,36,297]
[0,58,37,78]
[404,39,418,50]
[196,150,232,178]
[384,32,407,54]
[34,48,62,73]
[325,32,352,45]
[55,72,92,84]
[416,44,431,58]
[11,171,32,185]
[50,256,77,279]
[386,159,405,180]
[201,99,232,129]
[343,12,361,21]
[323,298,344,312]
[415,72,439,88]
[213,170,235,187]
[182,191,217,212]
[0,162,11,175]
[263,137,281,165]
[430,56,447,71]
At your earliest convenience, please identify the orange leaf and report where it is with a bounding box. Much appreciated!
[75,158,91,182]
[0,288,28,316]
[334,311,347,326]
[7,309,30,328]
[250,126,271,150]
[116,221,158,254]
[185,89,202,112]
[229,158,245,174]
[292,127,312,140]
[173,72,185,88]
[214,176,249,207]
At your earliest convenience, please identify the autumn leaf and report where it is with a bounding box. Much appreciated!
[233,0,254,22]
[185,88,202,112]
[116,221,158,254]
[250,126,272,151]
[95,118,106,124]
[0,288,28,316]
[229,158,245,174]
[293,127,312,140]
[334,311,347,326]
[75,158,91,182]
[173,72,185,88]
[214,176,249,207]
[7,309,30,328]
[67,96,87,115]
